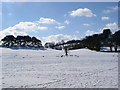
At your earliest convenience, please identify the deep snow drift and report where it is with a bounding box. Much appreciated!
[0,47,118,88]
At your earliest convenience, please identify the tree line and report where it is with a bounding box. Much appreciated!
[79,29,120,52]
[0,29,120,52]
[1,35,42,48]
[44,29,120,52]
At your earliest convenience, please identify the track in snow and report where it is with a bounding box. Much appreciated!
[0,48,118,88]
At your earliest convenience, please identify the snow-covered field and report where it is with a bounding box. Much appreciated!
[0,47,118,88]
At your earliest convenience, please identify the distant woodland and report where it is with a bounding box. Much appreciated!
[1,29,120,52]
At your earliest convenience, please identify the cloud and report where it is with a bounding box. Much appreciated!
[85,30,98,36]
[85,22,118,36]
[0,21,48,40]
[64,20,70,24]
[103,6,118,14]
[55,26,65,29]
[12,22,48,31]
[69,8,96,17]
[39,17,60,24]
[111,6,118,11]
[105,22,118,30]
[42,34,78,43]
[99,22,118,33]
[101,16,110,20]
[83,24,90,26]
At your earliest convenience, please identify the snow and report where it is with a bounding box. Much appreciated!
[100,47,120,51]
[0,47,118,88]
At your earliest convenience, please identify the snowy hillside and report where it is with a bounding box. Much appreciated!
[0,47,118,88]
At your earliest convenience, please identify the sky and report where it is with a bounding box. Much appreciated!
[0,2,118,44]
